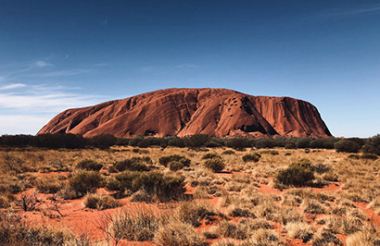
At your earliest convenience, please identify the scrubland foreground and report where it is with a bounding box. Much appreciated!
[0,146,380,246]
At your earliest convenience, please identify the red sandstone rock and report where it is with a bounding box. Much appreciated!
[37,88,332,138]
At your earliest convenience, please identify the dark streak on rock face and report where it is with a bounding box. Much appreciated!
[38,88,332,138]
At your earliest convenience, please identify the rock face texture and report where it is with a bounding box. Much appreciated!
[38,88,332,138]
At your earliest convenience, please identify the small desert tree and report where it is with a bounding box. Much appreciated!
[362,135,380,155]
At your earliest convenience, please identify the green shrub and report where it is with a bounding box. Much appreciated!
[88,134,117,149]
[106,171,140,192]
[222,150,235,155]
[186,134,210,148]
[204,157,225,172]
[106,171,185,201]
[69,171,104,197]
[132,172,186,200]
[202,153,219,160]
[76,159,103,171]
[242,153,261,162]
[285,143,296,149]
[255,139,275,148]
[334,140,361,153]
[296,139,311,149]
[159,155,190,167]
[276,160,315,187]
[362,135,380,155]
[260,150,279,155]
[113,157,151,172]
[225,138,252,150]
[84,193,119,210]
[361,153,378,160]
[310,139,335,149]
[169,161,184,171]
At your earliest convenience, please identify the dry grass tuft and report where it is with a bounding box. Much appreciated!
[285,222,315,243]
[311,228,343,246]
[175,201,218,227]
[83,193,120,210]
[154,220,207,246]
[108,205,161,241]
[346,226,380,246]
[301,198,330,214]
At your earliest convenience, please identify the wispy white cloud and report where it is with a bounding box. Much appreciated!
[0,83,107,134]
[0,83,26,90]
[0,84,102,113]
[27,69,90,77]
[34,60,53,68]
[0,58,106,134]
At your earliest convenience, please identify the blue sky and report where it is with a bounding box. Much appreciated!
[0,0,379,137]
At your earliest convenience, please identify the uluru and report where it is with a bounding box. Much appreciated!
[38,88,332,138]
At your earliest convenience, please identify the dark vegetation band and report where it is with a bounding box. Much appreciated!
[0,133,379,155]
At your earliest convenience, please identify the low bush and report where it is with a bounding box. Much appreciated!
[176,202,218,227]
[76,160,103,171]
[83,193,119,210]
[159,155,191,167]
[225,137,253,150]
[276,159,314,186]
[285,143,296,149]
[222,150,235,155]
[113,157,151,172]
[130,188,151,202]
[204,157,225,172]
[106,171,185,201]
[69,171,104,197]
[106,171,140,193]
[260,150,279,155]
[360,153,378,160]
[132,172,185,201]
[185,134,210,148]
[362,134,380,155]
[202,153,219,160]
[242,153,261,162]
[169,161,184,171]
[348,154,360,159]
[334,140,361,153]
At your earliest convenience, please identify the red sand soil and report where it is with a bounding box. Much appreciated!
[17,188,158,246]
[14,170,379,246]
[38,88,331,138]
